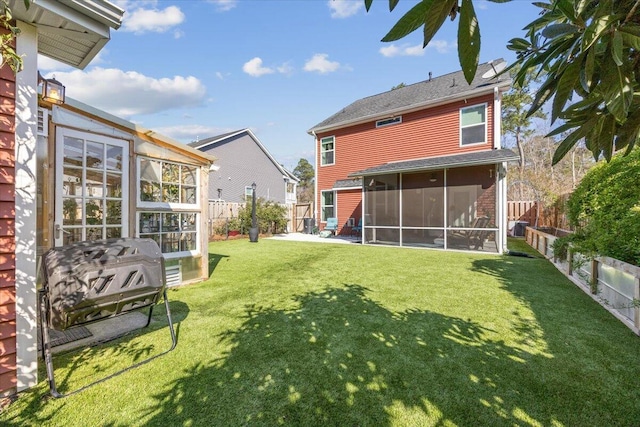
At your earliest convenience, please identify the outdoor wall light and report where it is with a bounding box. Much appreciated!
[39,72,65,104]
[429,173,437,182]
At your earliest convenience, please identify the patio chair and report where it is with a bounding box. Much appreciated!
[351,217,362,236]
[325,217,338,235]
[450,216,491,250]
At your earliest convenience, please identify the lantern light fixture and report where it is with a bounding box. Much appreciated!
[38,72,65,104]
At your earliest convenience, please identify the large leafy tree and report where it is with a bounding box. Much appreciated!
[293,158,315,202]
[367,0,640,164]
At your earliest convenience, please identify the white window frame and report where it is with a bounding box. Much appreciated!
[137,211,200,259]
[460,103,488,146]
[137,157,201,210]
[376,116,402,128]
[320,136,335,166]
[321,190,335,222]
[245,186,254,201]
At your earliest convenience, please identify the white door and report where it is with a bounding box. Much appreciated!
[54,128,129,246]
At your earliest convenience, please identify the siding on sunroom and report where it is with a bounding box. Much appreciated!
[0,31,17,396]
[316,93,495,225]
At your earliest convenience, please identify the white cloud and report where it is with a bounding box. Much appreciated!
[380,40,456,57]
[277,62,294,76]
[46,67,206,118]
[304,54,341,74]
[155,124,232,142]
[207,0,238,12]
[328,0,363,18]
[122,5,185,34]
[243,57,274,77]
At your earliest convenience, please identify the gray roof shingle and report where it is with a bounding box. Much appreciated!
[308,59,510,133]
[348,149,519,177]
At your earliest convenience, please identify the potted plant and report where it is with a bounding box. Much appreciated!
[227,217,241,237]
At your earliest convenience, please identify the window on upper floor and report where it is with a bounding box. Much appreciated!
[321,190,335,221]
[245,186,253,201]
[320,136,335,166]
[460,104,487,146]
[376,116,402,128]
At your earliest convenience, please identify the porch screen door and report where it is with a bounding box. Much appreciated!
[55,129,129,246]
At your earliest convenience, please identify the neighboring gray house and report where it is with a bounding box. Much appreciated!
[189,129,298,205]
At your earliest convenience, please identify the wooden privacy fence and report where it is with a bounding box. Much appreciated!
[525,226,640,335]
[206,201,304,237]
[508,197,572,231]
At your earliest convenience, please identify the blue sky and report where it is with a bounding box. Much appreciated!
[39,0,539,172]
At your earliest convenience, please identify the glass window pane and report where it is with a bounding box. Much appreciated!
[63,228,82,246]
[182,213,197,231]
[86,227,103,241]
[63,137,84,167]
[86,170,104,197]
[63,168,83,196]
[140,213,160,233]
[106,200,121,224]
[106,227,122,239]
[162,213,179,231]
[86,199,103,226]
[163,163,179,183]
[181,186,196,204]
[182,166,196,185]
[106,144,123,171]
[86,141,104,169]
[322,191,334,206]
[140,158,161,182]
[461,105,485,126]
[62,198,83,225]
[163,184,180,203]
[141,180,161,202]
[106,172,122,198]
[461,124,485,145]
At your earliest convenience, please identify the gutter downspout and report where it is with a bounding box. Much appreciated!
[312,130,318,227]
[494,86,506,254]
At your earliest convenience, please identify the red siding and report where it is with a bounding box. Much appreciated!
[336,190,361,235]
[0,29,16,397]
[316,93,496,230]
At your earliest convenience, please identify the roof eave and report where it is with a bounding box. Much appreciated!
[308,80,511,135]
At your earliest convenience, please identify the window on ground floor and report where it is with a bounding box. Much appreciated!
[321,190,334,221]
[138,211,199,256]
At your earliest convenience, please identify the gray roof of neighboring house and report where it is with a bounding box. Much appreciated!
[308,59,510,134]
[348,149,520,177]
[189,129,299,182]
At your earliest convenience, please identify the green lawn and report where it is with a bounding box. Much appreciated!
[2,239,639,426]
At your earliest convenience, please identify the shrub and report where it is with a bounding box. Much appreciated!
[566,148,640,266]
[238,199,288,234]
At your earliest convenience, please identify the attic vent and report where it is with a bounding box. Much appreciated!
[165,264,182,288]
[376,116,402,128]
[37,108,48,136]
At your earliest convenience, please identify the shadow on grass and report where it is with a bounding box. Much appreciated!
[136,283,613,426]
[0,300,191,422]
[209,253,229,277]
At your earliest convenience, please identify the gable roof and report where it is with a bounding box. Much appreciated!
[189,129,299,182]
[10,0,124,69]
[308,59,511,134]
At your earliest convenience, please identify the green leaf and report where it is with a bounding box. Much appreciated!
[619,25,640,50]
[551,57,583,123]
[527,74,558,118]
[582,15,615,51]
[542,23,579,39]
[506,37,531,51]
[611,30,624,66]
[458,0,480,84]
[552,126,587,165]
[365,0,373,12]
[422,0,457,47]
[381,0,431,42]
[600,58,633,123]
[389,0,399,11]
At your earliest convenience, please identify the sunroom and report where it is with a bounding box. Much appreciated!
[349,150,518,254]
[36,97,215,285]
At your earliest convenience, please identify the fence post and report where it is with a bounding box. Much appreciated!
[635,276,640,330]
[590,258,599,294]
[567,247,573,276]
